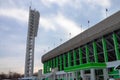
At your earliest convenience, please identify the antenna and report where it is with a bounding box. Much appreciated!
[106,8,108,17]
[69,33,71,39]
[88,20,90,28]
[53,43,55,47]
[48,47,50,50]
[60,38,62,44]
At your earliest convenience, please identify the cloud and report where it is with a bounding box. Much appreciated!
[40,13,82,37]
[41,0,69,7]
[40,17,56,31]
[0,8,28,23]
[86,0,111,8]
[55,14,81,37]
[41,0,111,10]
[41,0,82,9]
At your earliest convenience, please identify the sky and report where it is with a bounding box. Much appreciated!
[0,0,120,74]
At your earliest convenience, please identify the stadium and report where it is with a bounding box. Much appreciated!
[41,11,120,80]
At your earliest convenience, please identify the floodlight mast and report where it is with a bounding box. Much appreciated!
[24,7,40,77]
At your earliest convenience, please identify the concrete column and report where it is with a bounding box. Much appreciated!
[119,70,120,77]
[69,73,71,80]
[53,73,55,80]
[57,75,58,80]
[66,73,68,80]
[72,72,75,80]
[67,73,69,80]
[103,69,109,80]
[81,70,85,80]
[75,71,78,80]
[90,69,95,80]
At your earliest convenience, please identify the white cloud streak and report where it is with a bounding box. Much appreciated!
[41,0,111,9]
[86,0,111,8]
[40,13,81,37]
[41,0,82,9]
[0,8,28,23]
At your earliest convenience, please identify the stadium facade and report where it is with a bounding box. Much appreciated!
[41,11,120,80]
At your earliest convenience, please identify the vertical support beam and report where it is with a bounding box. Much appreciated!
[68,52,71,67]
[52,59,54,68]
[85,45,90,63]
[51,59,52,71]
[60,55,62,71]
[56,57,58,69]
[72,72,75,80]
[63,54,66,68]
[43,63,45,74]
[51,59,53,68]
[46,62,47,73]
[93,41,98,63]
[103,68,109,80]
[73,50,77,66]
[53,58,55,68]
[69,73,72,80]
[75,71,78,80]
[53,59,54,68]
[49,60,51,72]
[66,73,68,80]
[113,33,120,60]
[45,62,47,73]
[47,62,48,73]
[80,70,85,80]
[46,62,48,73]
[48,61,50,73]
[90,69,95,80]
[79,48,83,64]
[68,73,70,80]
[102,37,108,62]
[49,61,50,72]
[44,62,46,74]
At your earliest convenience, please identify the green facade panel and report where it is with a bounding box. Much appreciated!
[102,37,108,62]
[48,61,50,72]
[64,62,106,72]
[43,31,120,75]
[68,52,71,67]
[73,50,77,66]
[53,58,55,68]
[93,41,98,63]
[113,33,120,60]
[56,57,58,68]
[79,48,83,64]
[60,55,62,71]
[85,45,90,63]
[63,54,66,68]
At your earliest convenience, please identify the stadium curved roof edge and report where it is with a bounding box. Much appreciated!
[42,10,120,63]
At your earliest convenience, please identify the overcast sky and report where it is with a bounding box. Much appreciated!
[0,0,120,74]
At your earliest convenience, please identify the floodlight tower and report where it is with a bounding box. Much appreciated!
[24,7,40,77]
